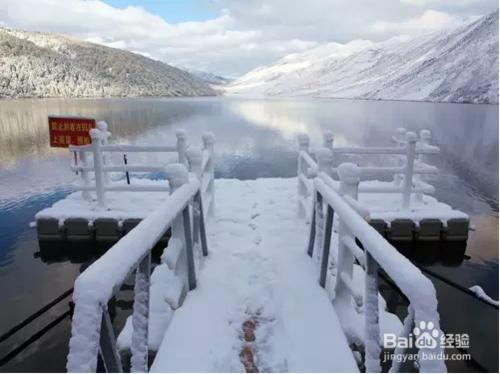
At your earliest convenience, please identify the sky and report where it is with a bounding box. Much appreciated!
[0,0,497,77]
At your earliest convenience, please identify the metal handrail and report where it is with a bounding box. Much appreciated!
[308,171,446,372]
[69,144,177,153]
[71,165,166,173]
[66,166,209,372]
[297,129,439,214]
[331,144,439,155]
[66,125,216,218]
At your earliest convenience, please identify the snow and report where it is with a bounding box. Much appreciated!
[35,178,467,227]
[0,27,215,98]
[186,68,232,86]
[66,176,199,372]
[117,264,177,353]
[130,259,150,372]
[35,178,171,223]
[314,177,446,372]
[145,177,414,372]
[469,285,499,307]
[225,10,498,104]
[64,175,452,371]
[150,178,359,372]
[358,181,469,223]
[162,238,183,270]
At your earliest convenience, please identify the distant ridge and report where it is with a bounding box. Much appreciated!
[0,28,215,98]
[187,69,232,86]
[226,10,499,104]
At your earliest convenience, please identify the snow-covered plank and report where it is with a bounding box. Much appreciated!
[151,178,360,372]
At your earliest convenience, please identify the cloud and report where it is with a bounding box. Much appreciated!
[401,0,488,6]
[0,0,496,76]
[369,10,464,35]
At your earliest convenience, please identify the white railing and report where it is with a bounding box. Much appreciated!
[66,164,210,372]
[69,121,215,219]
[297,128,439,217]
[305,161,446,372]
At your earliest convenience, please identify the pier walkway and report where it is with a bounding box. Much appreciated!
[55,124,458,372]
[151,178,357,372]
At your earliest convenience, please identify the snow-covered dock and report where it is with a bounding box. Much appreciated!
[150,177,360,372]
[60,125,461,372]
[35,127,469,244]
[35,178,468,243]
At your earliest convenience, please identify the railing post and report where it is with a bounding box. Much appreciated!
[334,163,360,307]
[393,127,406,185]
[394,127,407,145]
[319,204,334,288]
[79,151,91,201]
[390,306,415,372]
[323,131,334,151]
[97,121,110,184]
[176,129,188,166]
[194,190,209,257]
[402,132,417,210]
[202,132,216,218]
[316,147,334,177]
[313,148,334,264]
[165,164,195,291]
[364,252,381,373]
[338,162,360,198]
[419,129,431,152]
[182,203,196,290]
[415,129,431,202]
[99,308,123,372]
[90,129,106,208]
[297,133,310,218]
[130,253,151,373]
[187,147,203,181]
[307,192,317,257]
[187,148,203,256]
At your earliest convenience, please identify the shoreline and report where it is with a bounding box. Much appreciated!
[0,93,498,106]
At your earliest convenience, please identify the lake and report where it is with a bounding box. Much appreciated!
[0,96,498,372]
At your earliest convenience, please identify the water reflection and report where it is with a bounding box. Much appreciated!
[1,96,497,273]
[0,97,498,372]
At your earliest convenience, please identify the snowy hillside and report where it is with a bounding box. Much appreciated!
[226,10,499,104]
[0,28,215,98]
[187,69,232,86]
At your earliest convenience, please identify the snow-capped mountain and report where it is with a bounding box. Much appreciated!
[0,28,215,98]
[187,69,232,86]
[226,10,498,104]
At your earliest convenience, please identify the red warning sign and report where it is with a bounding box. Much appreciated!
[48,116,96,148]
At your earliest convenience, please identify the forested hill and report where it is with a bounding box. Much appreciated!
[0,28,215,98]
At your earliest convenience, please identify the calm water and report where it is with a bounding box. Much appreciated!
[0,97,498,372]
